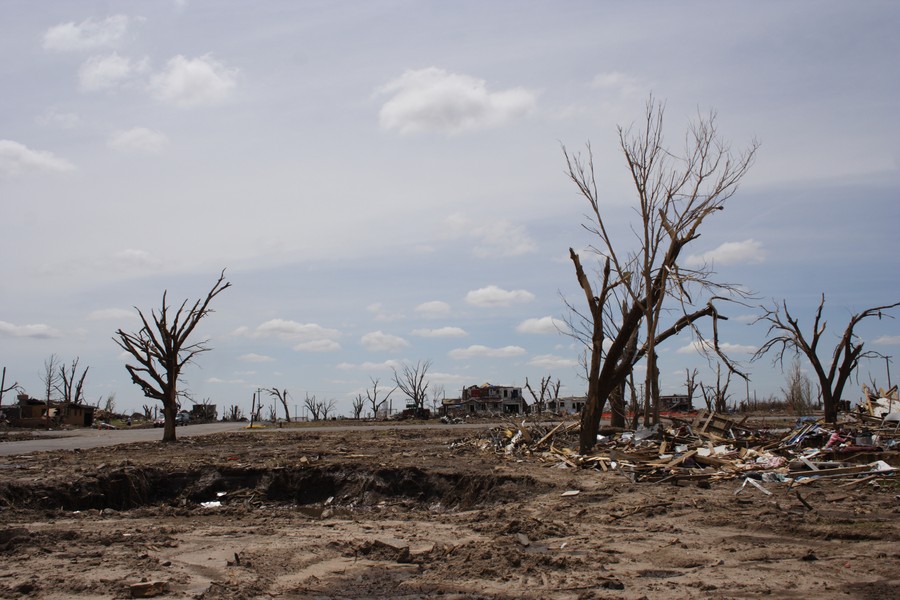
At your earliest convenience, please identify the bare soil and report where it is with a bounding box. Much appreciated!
[0,425,897,599]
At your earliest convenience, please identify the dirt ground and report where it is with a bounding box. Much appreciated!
[0,423,896,599]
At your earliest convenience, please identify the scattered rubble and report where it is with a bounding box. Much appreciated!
[484,410,899,491]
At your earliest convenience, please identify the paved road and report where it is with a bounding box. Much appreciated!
[0,420,507,457]
[0,422,246,456]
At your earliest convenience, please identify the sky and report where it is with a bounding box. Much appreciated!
[1,1,899,418]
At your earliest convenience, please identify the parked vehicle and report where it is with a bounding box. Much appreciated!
[154,412,191,427]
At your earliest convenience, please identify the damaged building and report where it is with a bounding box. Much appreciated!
[443,383,527,416]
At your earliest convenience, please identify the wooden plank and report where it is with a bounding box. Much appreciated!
[664,449,697,468]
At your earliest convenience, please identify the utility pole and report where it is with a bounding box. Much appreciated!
[885,356,893,391]
[886,356,893,412]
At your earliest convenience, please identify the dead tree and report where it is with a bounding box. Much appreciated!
[366,377,395,419]
[429,383,446,414]
[563,96,757,453]
[320,398,337,420]
[393,360,431,411]
[753,295,900,423]
[783,359,813,415]
[352,394,365,419]
[700,363,731,413]
[0,366,21,407]
[40,354,62,403]
[525,375,561,415]
[58,357,89,405]
[114,270,231,442]
[267,388,291,422]
[684,368,699,408]
[303,393,321,420]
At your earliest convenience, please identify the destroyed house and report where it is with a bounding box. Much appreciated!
[190,404,217,421]
[546,396,585,415]
[659,394,693,412]
[459,383,526,414]
[4,394,95,427]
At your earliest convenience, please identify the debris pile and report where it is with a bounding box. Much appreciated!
[484,411,898,491]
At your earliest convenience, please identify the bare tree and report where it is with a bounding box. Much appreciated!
[58,357,89,405]
[783,359,813,415]
[303,393,321,421]
[753,295,900,422]
[114,270,231,442]
[525,375,561,415]
[352,393,365,419]
[320,398,337,420]
[563,96,757,453]
[366,377,395,419]
[40,354,62,403]
[700,363,731,413]
[429,383,446,414]
[684,368,699,407]
[103,392,117,415]
[141,404,153,420]
[392,360,431,411]
[267,388,292,422]
[0,366,21,407]
[226,404,244,421]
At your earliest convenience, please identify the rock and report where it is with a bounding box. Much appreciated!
[130,580,169,598]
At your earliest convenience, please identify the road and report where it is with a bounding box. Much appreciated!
[0,420,507,456]
[0,422,246,456]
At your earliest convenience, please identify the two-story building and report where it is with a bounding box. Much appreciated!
[455,383,527,415]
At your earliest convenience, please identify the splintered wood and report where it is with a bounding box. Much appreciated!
[481,411,899,489]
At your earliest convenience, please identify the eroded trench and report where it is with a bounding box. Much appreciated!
[0,464,542,513]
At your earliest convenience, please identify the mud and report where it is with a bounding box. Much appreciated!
[0,426,896,599]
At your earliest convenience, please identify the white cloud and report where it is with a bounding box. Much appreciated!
[206,377,247,385]
[239,353,274,363]
[448,344,526,359]
[685,239,766,267]
[414,300,451,316]
[78,52,146,91]
[242,319,341,341]
[377,67,536,135]
[361,330,409,352]
[590,71,644,97]
[411,326,467,338]
[465,285,535,308]
[677,340,756,355]
[87,308,138,321]
[151,54,238,108]
[367,302,404,322]
[429,371,470,385]
[35,109,81,129]
[337,359,402,371]
[293,339,341,352]
[516,316,568,335]
[873,335,900,345]
[108,127,169,153]
[43,15,134,52]
[444,215,536,258]
[0,140,75,176]
[528,354,579,369]
[0,321,62,339]
[111,248,161,270]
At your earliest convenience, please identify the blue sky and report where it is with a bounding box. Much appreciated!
[2,1,898,417]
